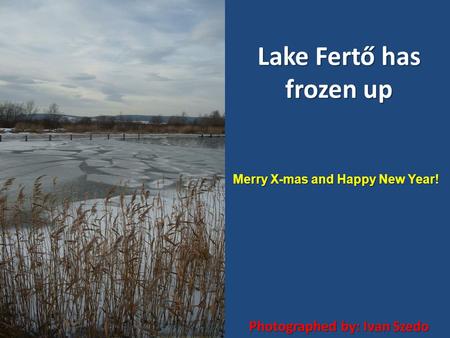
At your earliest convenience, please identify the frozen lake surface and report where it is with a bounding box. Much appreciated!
[0,134,224,201]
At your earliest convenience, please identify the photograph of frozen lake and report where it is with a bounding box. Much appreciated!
[0,1,224,337]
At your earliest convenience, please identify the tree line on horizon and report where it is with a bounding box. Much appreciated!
[0,101,225,133]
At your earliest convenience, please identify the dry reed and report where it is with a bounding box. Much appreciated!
[0,177,225,337]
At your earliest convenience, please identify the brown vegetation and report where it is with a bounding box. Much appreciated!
[1,101,225,134]
[0,178,225,337]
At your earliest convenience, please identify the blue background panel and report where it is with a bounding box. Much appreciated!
[226,1,449,337]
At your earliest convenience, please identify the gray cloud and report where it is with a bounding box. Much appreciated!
[0,0,224,116]
[0,74,38,85]
[147,73,172,82]
[61,84,77,88]
[101,86,124,102]
[70,73,97,81]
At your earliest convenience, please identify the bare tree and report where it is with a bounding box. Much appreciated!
[199,110,225,128]
[25,100,39,116]
[0,102,29,127]
[151,115,162,125]
[168,112,187,126]
[45,103,62,129]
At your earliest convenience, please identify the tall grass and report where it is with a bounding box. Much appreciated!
[0,177,224,337]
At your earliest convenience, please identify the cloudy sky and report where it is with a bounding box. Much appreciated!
[0,0,224,116]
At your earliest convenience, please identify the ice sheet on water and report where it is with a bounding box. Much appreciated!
[26,149,79,156]
[112,158,149,170]
[98,166,149,179]
[0,136,224,200]
[78,149,100,157]
[86,174,143,188]
[85,159,112,167]
[147,178,177,190]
